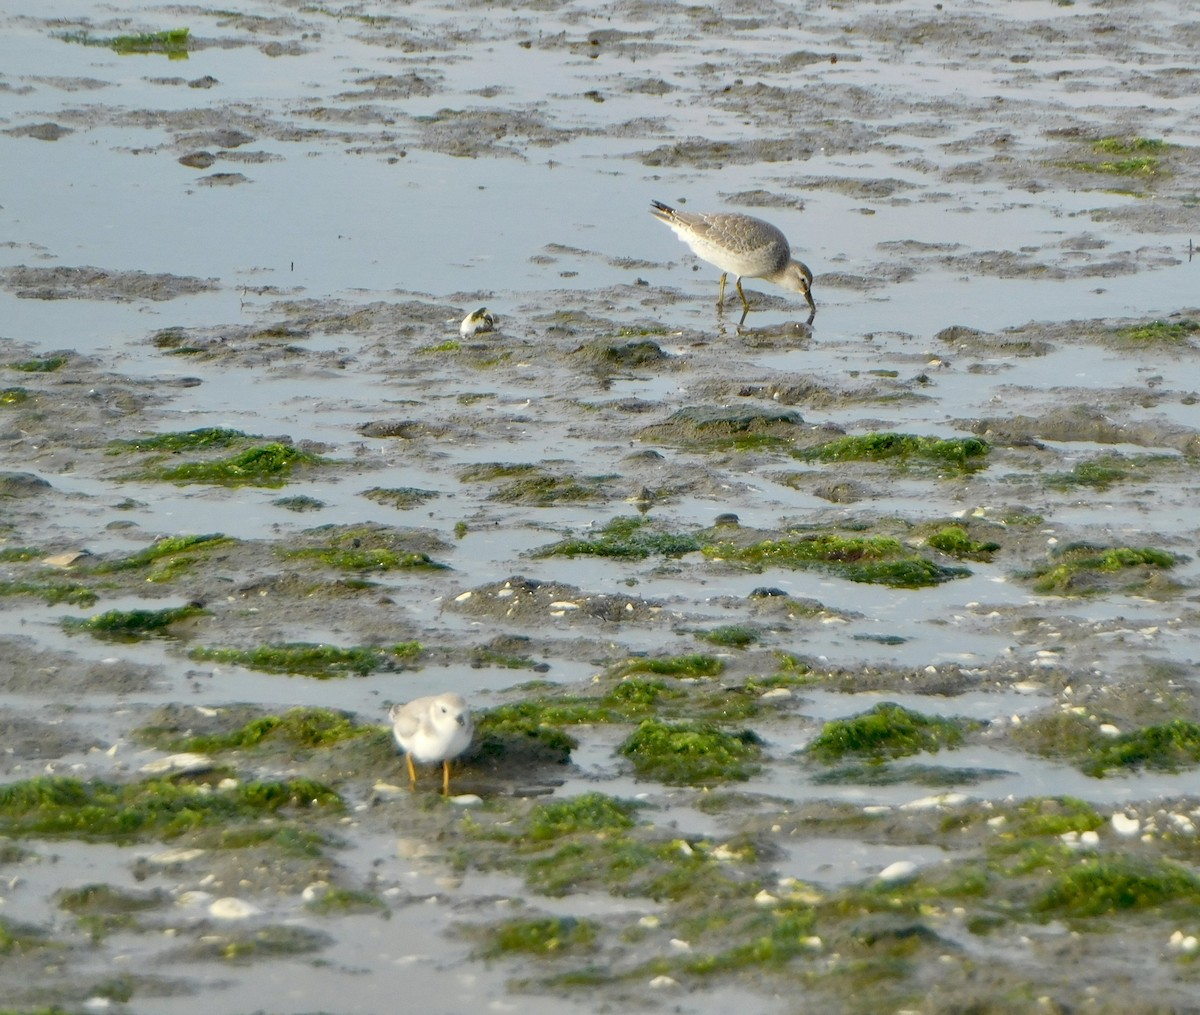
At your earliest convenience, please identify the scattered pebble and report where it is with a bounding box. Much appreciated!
[139,752,214,776]
[208,897,260,920]
[1111,812,1141,836]
[147,847,206,866]
[900,793,967,811]
[1169,930,1199,953]
[878,860,917,883]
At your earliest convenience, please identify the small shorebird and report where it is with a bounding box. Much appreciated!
[650,199,816,323]
[460,307,497,338]
[388,692,474,794]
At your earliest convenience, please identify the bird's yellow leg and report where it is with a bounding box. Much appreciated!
[717,272,728,308]
[736,277,751,313]
[406,753,417,788]
[442,759,451,795]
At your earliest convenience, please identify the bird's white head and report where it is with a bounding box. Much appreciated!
[433,693,472,735]
[780,259,816,311]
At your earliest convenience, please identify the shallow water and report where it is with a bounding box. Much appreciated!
[2,0,1200,1012]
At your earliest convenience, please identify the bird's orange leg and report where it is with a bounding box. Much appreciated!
[717,272,728,308]
[406,753,417,788]
[442,759,451,795]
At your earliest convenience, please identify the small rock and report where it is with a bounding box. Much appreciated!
[41,550,91,568]
[147,848,206,866]
[140,752,214,776]
[209,897,260,920]
[877,860,917,883]
[1111,812,1140,837]
[900,793,966,811]
[179,151,216,169]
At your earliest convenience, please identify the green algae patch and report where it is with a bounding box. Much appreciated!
[472,678,690,734]
[107,427,251,454]
[698,624,760,649]
[1057,137,1170,179]
[533,515,700,559]
[796,433,990,471]
[86,532,232,584]
[56,883,169,942]
[619,719,763,785]
[1040,454,1175,492]
[188,641,422,677]
[924,525,1000,561]
[473,698,614,728]
[274,494,325,512]
[0,579,97,606]
[304,887,386,915]
[178,924,332,962]
[460,463,614,505]
[813,761,1006,788]
[527,793,640,841]
[1112,317,1199,346]
[1044,456,1132,490]
[472,707,580,767]
[1014,712,1200,777]
[89,533,232,584]
[1092,136,1169,155]
[0,916,57,957]
[638,405,803,451]
[141,707,374,754]
[479,916,599,957]
[1,387,30,406]
[1089,720,1200,776]
[1000,797,1105,841]
[61,603,206,641]
[806,703,969,764]
[0,775,340,844]
[467,794,753,903]
[1022,543,1180,596]
[1035,856,1200,918]
[673,903,819,975]
[5,355,68,372]
[134,442,328,488]
[284,527,448,572]
[612,653,725,679]
[362,486,440,509]
[57,27,191,57]
[470,635,547,671]
[704,535,969,588]
[417,339,462,353]
[570,338,669,371]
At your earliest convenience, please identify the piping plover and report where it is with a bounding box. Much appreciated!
[388,692,474,794]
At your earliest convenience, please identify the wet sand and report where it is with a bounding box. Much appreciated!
[1,1,1199,1013]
